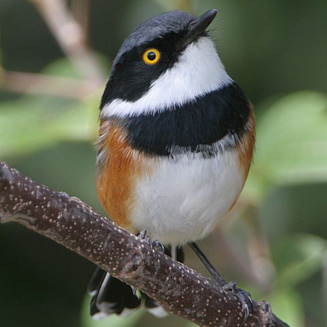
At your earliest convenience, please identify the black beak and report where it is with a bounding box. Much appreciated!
[184,9,218,46]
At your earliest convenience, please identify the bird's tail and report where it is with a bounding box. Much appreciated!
[88,246,184,319]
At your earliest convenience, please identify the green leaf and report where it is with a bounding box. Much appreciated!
[81,294,145,327]
[273,233,327,288]
[267,288,305,327]
[42,55,110,79]
[0,57,107,158]
[243,91,327,203]
[42,57,80,78]
[0,95,98,157]
[185,322,199,327]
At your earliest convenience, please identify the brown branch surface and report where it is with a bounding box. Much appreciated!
[0,161,289,327]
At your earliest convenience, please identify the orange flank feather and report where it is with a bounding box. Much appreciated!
[96,120,152,232]
[226,106,255,215]
[237,105,256,180]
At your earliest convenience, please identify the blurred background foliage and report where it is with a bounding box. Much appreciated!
[0,1,326,327]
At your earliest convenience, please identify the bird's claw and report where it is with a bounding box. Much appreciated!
[151,239,165,252]
[138,229,147,240]
[138,229,165,252]
[223,281,253,322]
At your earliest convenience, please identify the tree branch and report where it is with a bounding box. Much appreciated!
[29,0,105,87]
[0,161,289,327]
[1,71,96,100]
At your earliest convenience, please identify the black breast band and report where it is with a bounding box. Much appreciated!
[115,82,251,157]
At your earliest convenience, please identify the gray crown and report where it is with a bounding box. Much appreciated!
[114,11,193,64]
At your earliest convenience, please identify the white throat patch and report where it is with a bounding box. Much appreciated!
[101,37,232,118]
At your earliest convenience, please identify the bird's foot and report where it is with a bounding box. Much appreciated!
[223,281,253,322]
[137,229,165,252]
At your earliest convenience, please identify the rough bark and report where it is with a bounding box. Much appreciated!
[0,161,289,327]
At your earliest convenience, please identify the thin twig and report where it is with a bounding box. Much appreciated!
[1,71,96,100]
[0,161,289,327]
[29,0,105,87]
[71,0,90,46]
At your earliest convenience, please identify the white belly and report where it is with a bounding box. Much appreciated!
[129,149,244,245]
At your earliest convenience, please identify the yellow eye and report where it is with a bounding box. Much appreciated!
[142,48,161,65]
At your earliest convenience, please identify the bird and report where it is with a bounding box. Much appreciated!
[87,8,255,319]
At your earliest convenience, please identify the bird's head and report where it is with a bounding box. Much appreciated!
[101,9,232,117]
